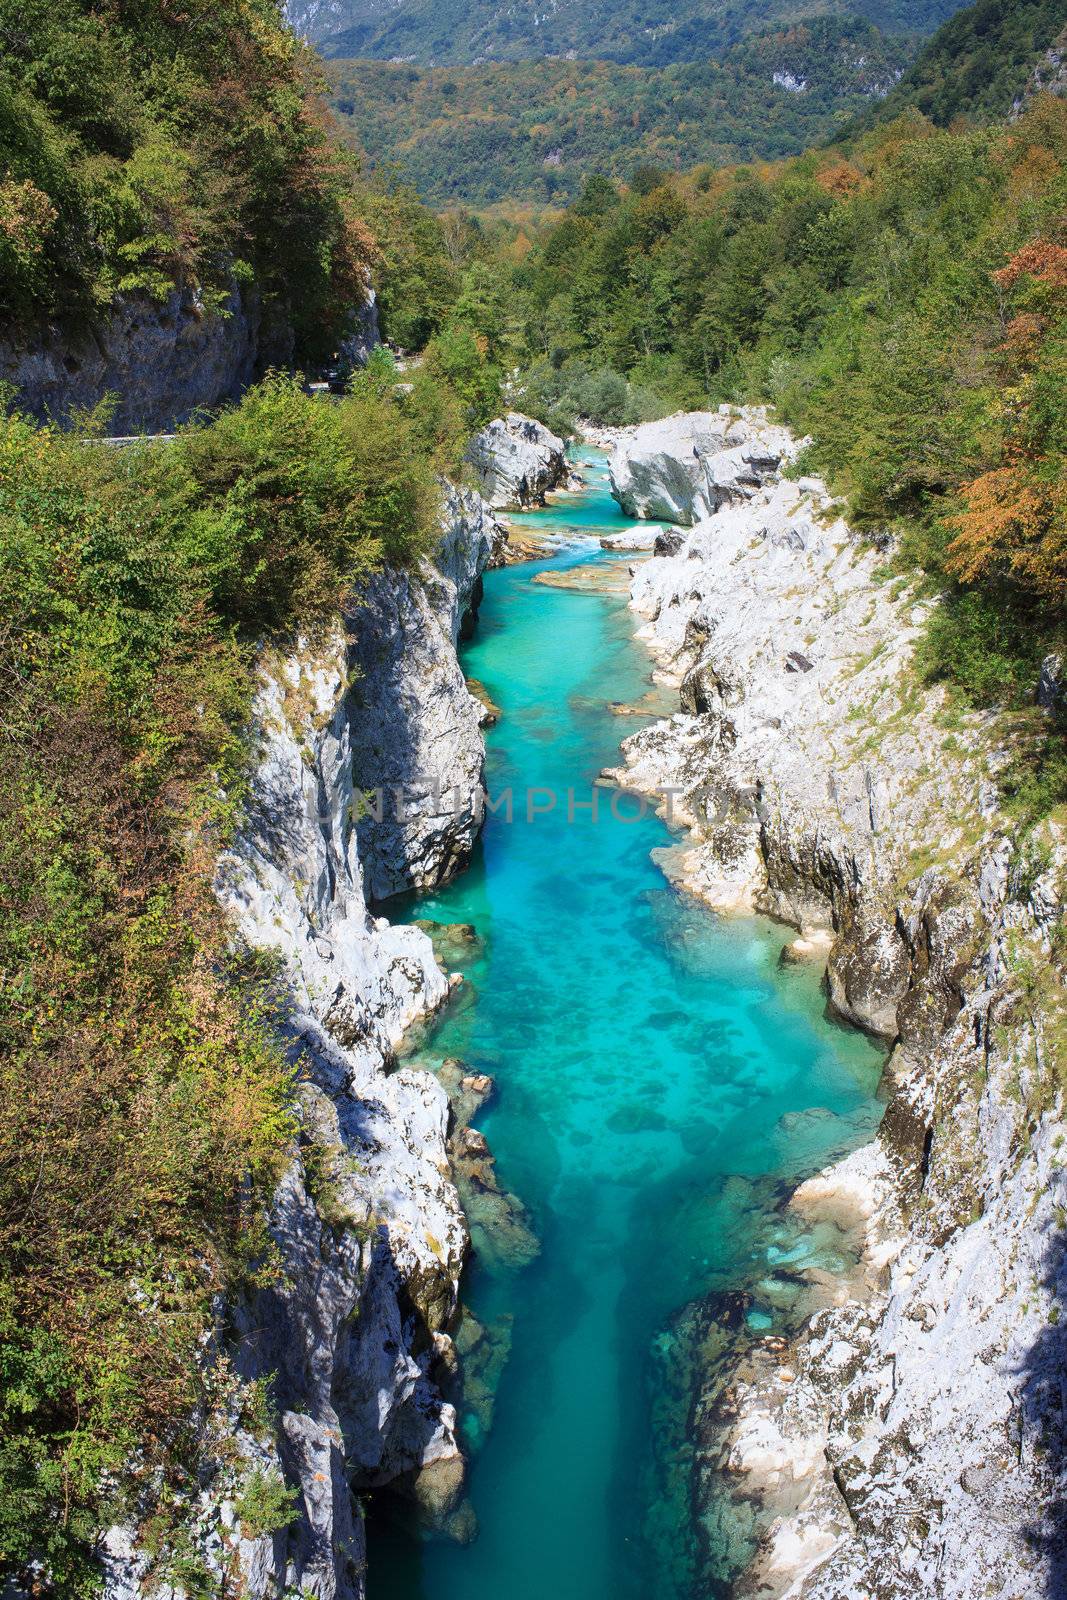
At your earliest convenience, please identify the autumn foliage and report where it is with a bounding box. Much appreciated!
[947,231,1067,607]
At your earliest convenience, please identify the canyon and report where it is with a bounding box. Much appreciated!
[29,403,1067,1600]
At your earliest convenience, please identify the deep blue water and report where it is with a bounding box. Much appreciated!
[368,456,883,1599]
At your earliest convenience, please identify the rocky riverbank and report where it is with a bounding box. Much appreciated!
[595,409,1067,1598]
[103,477,497,1598]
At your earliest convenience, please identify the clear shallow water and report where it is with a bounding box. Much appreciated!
[368,455,884,1599]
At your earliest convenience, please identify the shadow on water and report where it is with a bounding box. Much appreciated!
[363,1501,430,1599]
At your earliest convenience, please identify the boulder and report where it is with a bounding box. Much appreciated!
[609,411,789,525]
[1037,652,1063,712]
[599,526,662,550]
[608,412,727,524]
[466,412,566,509]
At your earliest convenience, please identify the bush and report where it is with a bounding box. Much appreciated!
[233,1469,299,1539]
[179,374,442,630]
[424,325,502,429]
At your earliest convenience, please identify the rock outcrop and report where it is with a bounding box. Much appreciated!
[600,407,1067,1599]
[1,279,379,433]
[104,489,494,1598]
[467,411,567,509]
[0,285,287,434]
[607,408,793,526]
[348,482,494,900]
[1011,26,1067,119]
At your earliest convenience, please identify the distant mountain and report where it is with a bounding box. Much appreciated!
[861,0,1067,126]
[328,16,915,204]
[290,0,972,66]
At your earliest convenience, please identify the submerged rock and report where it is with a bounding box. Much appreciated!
[433,1056,540,1274]
[466,675,502,725]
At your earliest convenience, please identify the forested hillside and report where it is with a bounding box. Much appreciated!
[329,18,914,205]
[862,0,1067,126]
[293,0,967,65]
[0,0,372,356]
[373,73,1065,779]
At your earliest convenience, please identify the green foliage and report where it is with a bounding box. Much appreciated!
[328,19,921,207]
[359,183,459,349]
[495,90,1066,794]
[517,358,659,432]
[863,0,1067,128]
[307,0,964,64]
[178,373,441,628]
[234,1468,300,1539]
[424,325,502,429]
[0,374,441,1590]
[0,0,375,356]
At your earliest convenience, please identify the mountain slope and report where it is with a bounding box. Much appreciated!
[329,18,915,205]
[291,0,971,66]
[863,0,1067,125]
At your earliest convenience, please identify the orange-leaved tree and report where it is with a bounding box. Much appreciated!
[946,235,1067,606]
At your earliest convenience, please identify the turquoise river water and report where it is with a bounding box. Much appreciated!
[368,455,884,1599]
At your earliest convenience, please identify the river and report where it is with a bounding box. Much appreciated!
[368,451,884,1599]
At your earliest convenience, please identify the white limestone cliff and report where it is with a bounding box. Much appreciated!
[103,484,494,1599]
[598,407,1067,1600]
[347,482,494,899]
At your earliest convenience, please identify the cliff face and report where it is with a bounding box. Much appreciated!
[0,282,380,434]
[347,482,495,900]
[104,484,492,1598]
[607,410,788,527]
[0,286,285,434]
[602,409,1067,1599]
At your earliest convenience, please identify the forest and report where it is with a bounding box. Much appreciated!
[0,0,373,357]
[306,0,966,66]
[328,17,916,206]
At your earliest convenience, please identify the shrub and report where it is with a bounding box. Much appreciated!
[178,374,442,630]
[233,1469,299,1539]
[0,373,444,1588]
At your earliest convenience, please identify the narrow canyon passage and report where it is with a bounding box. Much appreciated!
[369,456,885,1599]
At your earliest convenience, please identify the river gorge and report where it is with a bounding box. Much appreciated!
[368,451,885,1598]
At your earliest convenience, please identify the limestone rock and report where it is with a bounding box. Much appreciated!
[466,411,566,509]
[607,407,797,526]
[602,402,1067,1600]
[347,481,495,899]
[104,482,495,1600]
[0,284,289,433]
